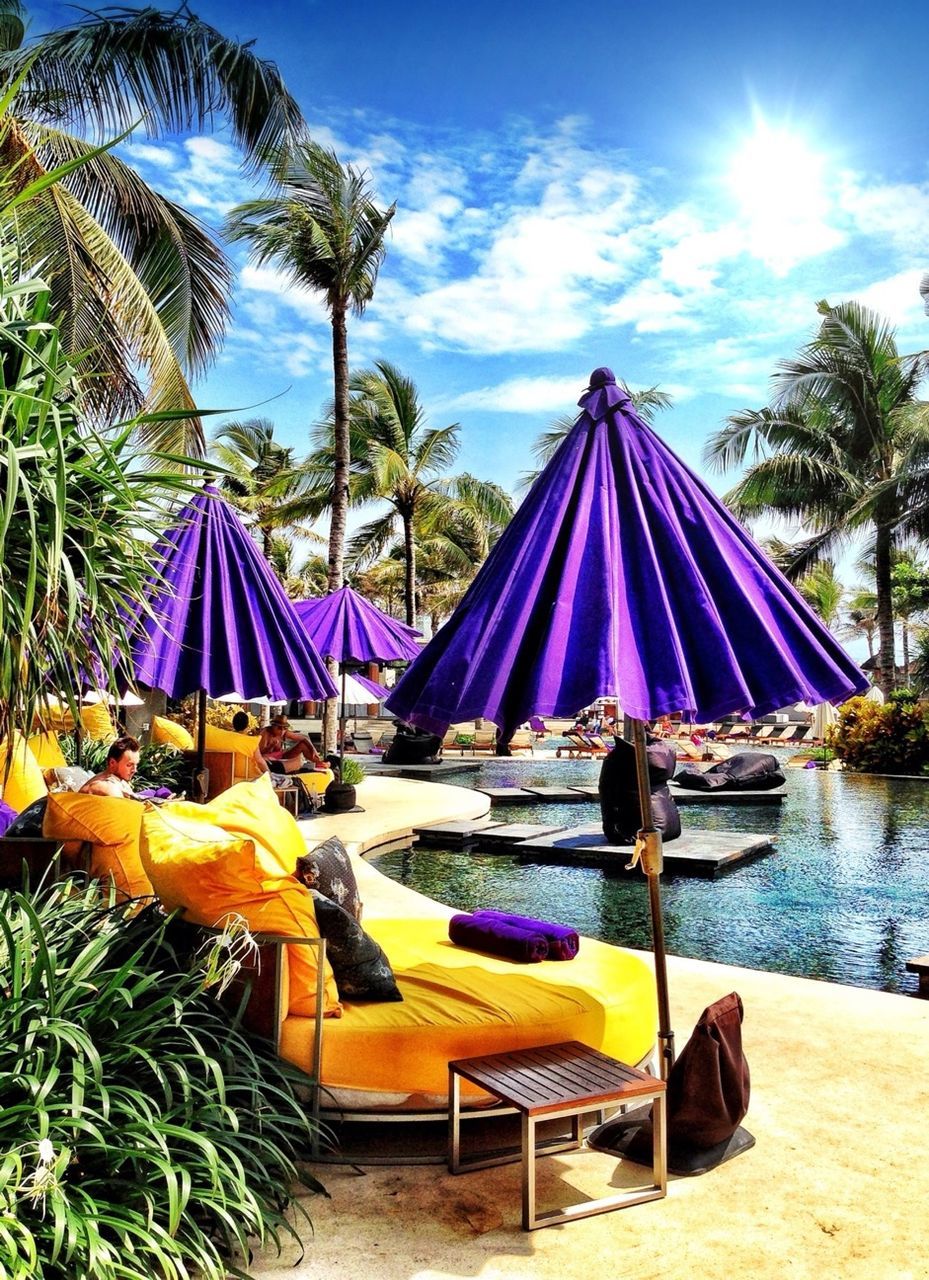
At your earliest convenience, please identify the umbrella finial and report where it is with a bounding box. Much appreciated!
[579,368,631,419]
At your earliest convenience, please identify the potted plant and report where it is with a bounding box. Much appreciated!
[324,756,365,813]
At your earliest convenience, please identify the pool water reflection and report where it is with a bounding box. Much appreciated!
[372,759,929,994]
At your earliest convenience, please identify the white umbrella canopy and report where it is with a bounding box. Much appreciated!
[811,700,841,741]
[865,685,885,704]
[340,673,388,705]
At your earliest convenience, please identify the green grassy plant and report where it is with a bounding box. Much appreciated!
[0,883,323,1279]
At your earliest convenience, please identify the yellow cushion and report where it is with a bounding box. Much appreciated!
[279,915,657,1105]
[293,768,334,797]
[151,716,195,751]
[204,724,257,759]
[199,775,305,877]
[79,702,117,741]
[140,805,339,1017]
[28,730,67,769]
[0,734,48,812]
[43,792,150,900]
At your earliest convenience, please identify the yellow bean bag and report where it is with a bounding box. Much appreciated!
[140,802,339,1018]
[164,775,305,878]
[151,715,195,751]
[28,730,67,770]
[0,734,48,812]
[43,792,151,900]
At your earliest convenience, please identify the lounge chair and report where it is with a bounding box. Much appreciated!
[556,731,610,759]
[506,730,535,755]
[527,715,548,737]
[781,724,813,743]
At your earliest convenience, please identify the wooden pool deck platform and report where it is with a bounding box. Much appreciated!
[413,818,775,877]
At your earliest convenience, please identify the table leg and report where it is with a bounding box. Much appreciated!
[521,1111,535,1231]
[448,1067,461,1173]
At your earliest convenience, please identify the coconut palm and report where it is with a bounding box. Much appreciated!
[520,382,673,490]
[797,561,846,629]
[843,589,879,662]
[705,300,929,695]
[224,143,395,594]
[309,360,514,627]
[0,1,305,450]
[225,144,394,752]
[891,553,929,684]
[210,417,320,558]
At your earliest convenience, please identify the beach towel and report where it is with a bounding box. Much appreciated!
[471,909,579,959]
[448,912,548,962]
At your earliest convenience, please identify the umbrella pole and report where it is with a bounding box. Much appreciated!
[631,718,676,1079]
[339,668,347,776]
[196,688,207,777]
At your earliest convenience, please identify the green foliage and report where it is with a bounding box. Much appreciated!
[0,883,322,1279]
[0,258,201,749]
[831,694,929,775]
[338,755,365,785]
[57,734,188,793]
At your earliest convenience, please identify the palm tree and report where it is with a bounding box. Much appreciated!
[796,561,846,629]
[310,360,514,626]
[843,589,879,662]
[0,0,305,450]
[210,417,320,558]
[891,553,929,684]
[521,383,674,489]
[224,143,395,594]
[705,300,929,695]
[225,144,394,753]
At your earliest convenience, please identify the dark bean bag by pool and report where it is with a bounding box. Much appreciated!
[599,737,681,846]
[675,751,785,791]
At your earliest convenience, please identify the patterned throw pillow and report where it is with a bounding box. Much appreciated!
[5,796,49,837]
[295,836,362,920]
[310,890,402,1003]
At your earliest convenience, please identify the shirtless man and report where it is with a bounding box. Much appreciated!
[80,736,141,797]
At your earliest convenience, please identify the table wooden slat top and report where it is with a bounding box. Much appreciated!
[448,1041,664,1118]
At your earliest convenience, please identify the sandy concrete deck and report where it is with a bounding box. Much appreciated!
[256,775,929,1280]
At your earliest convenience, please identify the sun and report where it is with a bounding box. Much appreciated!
[725,118,835,271]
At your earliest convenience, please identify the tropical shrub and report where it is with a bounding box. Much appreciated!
[0,883,322,1279]
[831,693,929,775]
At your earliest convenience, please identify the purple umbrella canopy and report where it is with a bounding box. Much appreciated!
[294,585,422,664]
[129,486,338,703]
[388,368,867,739]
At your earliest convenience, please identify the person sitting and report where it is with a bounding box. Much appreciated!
[231,710,250,734]
[254,716,323,775]
[80,736,141,798]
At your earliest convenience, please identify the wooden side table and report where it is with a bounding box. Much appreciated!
[448,1040,667,1230]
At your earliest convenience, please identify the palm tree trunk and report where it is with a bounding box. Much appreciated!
[322,301,351,754]
[403,512,416,628]
[902,620,910,685]
[875,525,896,695]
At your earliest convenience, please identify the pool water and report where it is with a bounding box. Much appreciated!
[372,758,929,994]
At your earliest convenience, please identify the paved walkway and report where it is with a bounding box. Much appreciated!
[255,773,929,1280]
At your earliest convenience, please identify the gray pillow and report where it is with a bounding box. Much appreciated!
[295,836,362,920]
[49,765,94,792]
[309,890,402,1003]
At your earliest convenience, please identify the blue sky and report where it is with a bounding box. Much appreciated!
[32,0,929,514]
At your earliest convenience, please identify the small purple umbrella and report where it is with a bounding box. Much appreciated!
[388,368,868,1076]
[294,586,421,664]
[130,485,337,773]
[295,585,421,764]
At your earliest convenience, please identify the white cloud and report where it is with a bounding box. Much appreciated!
[123,140,179,171]
[839,174,929,255]
[851,268,926,330]
[237,264,331,327]
[446,375,586,414]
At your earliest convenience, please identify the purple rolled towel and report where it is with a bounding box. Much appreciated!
[472,910,580,960]
[448,913,549,963]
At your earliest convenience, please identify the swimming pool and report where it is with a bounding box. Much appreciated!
[372,758,929,994]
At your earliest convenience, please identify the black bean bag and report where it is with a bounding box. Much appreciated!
[674,751,785,791]
[383,726,444,764]
[598,737,681,845]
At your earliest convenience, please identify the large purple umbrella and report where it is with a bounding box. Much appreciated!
[130,484,337,773]
[295,585,421,762]
[388,367,867,1075]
